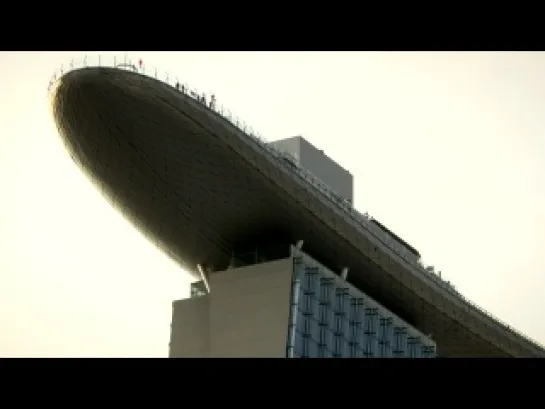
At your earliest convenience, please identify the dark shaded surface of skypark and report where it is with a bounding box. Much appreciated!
[50,56,545,357]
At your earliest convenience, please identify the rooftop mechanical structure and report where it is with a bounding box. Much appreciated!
[49,55,545,357]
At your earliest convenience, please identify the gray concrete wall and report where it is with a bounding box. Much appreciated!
[269,137,301,162]
[170,296,209,357]
[169,258,294,357]
[209,258,294,357]
[298,137,353,203]
[270,136,353,203]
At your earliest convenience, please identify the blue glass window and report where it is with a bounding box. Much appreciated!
[300,292,317,316]
[287,253,436,358]
[335,288,350,315]
[319,278,334,305]
[294,332,305,357]
[332,335,346,357]
[408,336,422,358]
[349,297,364,319]
[421,345,436,358]
[379,317,393,358]
[393,327,407,357]
[349,320,362,346]
[307,337,319,357]
[318,345,333,358]
[304,267,319,294]
[318,326,334,354]
[334,312,348,337]
[318,302,334,327]
[308,316,321,341]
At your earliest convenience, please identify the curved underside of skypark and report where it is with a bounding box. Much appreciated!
[51,67,545,358]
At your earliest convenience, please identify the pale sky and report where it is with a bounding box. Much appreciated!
[1,51,544,357]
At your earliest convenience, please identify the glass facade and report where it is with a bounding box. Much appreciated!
[287,250,436,358]
[190,281,207,298]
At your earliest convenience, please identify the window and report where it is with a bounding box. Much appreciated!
[319,326,333,351]
[307,337,319,357]
[319,278,334,305]
[344,339,352,358]
[349,341,359,358]
[333,335,345,357]
[362,308,378,357]
[421,345,436,358]
[190,281,207,298]
[408,336,422,358]
[318,346,332,358]
[300,292,317,316]
[364,335,377,357]
[349,297,364,324]
[393,327,407,357]
[379,317,393,358]
[307,316,321,341]
[294,332,305,357]
[297,310,309,334]
[334,313,348,337]
[349,320,362,346]
[364,308,378,334]
[354,345,365,358]
[318,302,334,327]
[335,288,349,315]
[301,334,311,358]
[304,267,319,294]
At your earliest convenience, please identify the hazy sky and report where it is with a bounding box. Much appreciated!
[1,51,544,357]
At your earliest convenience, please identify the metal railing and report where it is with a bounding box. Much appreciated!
[47,54,544,351]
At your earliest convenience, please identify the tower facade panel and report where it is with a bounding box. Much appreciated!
[170,246,436,358]
[287,248,437,358]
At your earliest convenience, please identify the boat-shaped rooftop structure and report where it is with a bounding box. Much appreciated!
[50,55,545,357]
